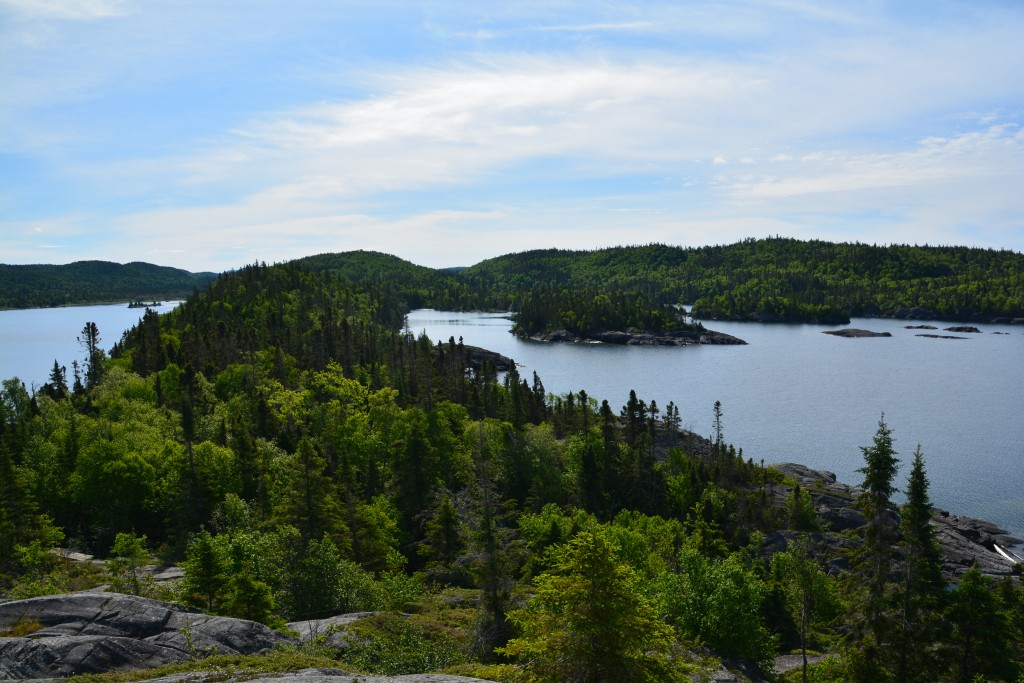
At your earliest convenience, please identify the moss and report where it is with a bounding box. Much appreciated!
[0,617,44,637]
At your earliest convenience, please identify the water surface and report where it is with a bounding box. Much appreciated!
[406,309,1024,538]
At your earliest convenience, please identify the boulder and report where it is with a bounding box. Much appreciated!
[0,593,294,680]
[944,326,982,333]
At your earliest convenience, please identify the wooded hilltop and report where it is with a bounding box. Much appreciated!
[1,243,1023,682]
[4,238,1024,325]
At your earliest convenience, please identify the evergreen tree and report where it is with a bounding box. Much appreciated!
[852,415,900,679]
[897,446,945,682]
[502,530,682,682]
[944,567,1019,683]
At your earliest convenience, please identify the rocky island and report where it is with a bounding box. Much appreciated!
[822,328,892,338]
[522,326,746,346]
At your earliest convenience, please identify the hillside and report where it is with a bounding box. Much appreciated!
[458,239,1024,324]
[3,260,1021,682]
[0,261,218,309]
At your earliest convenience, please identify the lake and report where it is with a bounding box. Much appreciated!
[0,302,181,391]
[405,309,1024,539]
[2,303,1022,539]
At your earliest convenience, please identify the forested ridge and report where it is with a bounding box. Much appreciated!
[457,239,1024,324]
[7,239,1024,325]
[2,259,1022,682]
[0,261,217,310]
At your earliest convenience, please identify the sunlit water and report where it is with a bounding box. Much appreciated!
[2,304,1021,538]
[406,309,1024,539]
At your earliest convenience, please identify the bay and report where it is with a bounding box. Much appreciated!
[406,309,1024,539]
[0,302,181,391]
[2,303,1020,540]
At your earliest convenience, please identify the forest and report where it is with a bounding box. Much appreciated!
[0,261,217,310]
[7,239,1024,326]
[2,259,1022,682]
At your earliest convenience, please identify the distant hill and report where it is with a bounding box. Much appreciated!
[293,250,479,310]
[0,261,218,309]
[457,239,1024,323]
[7,238,1023,323]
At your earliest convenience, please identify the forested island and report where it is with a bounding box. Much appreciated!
[2,258,1022,683]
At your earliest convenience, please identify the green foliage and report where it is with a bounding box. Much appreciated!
[341,612,468,676]
[663,544,777,672]
[462,239,1024,323]
[7,249,1024,678]
[786,483,822,532]
[106,532,157,597]
[502,530,683,683]
[0,261,215,310]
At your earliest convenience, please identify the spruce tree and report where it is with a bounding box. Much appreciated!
[897,446,945,682]
[853,415,900,677]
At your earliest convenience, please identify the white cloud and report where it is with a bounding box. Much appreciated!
[0,0,129,20]
[728,125,1024,200]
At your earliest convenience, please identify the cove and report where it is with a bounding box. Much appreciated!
[406,309,1024,540]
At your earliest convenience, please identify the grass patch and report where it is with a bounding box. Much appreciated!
[1,617,45,637]
[62,648,354,683]
[340,611,469,676]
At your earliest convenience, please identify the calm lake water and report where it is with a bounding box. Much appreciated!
[2,303,1021,539]
[405,309,1024,539]
[0,302,181,391]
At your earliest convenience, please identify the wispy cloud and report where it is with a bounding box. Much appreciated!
[534,21,654,32]
[0,0,130,20]
[2,1,1023,269]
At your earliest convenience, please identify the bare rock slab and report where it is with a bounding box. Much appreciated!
[0,592,295,680]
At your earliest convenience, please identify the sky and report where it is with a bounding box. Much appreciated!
[2,1,1023,272]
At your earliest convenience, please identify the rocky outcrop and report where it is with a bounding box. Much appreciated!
[904,324,938,330]
[822,328,892,338]
[769,463,1023,580]
[0,593,294,680]
[944,325,981,333]
[525,327,746,346]
[463,345,512,373]
[916,334,968,340]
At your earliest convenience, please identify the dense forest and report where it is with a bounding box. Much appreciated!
[0,261,217,310]
[457,239,1024,324]
[7,240,1023,325]
[2,259,1022,682]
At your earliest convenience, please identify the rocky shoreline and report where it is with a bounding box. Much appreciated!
[522,327,747,346]
[769,463,1023,580]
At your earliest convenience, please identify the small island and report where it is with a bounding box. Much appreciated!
[511,287,746,345]
[127,300,162,308]
[822,328,892,338]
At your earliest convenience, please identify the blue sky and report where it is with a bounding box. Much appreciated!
[2,0,1023,271]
